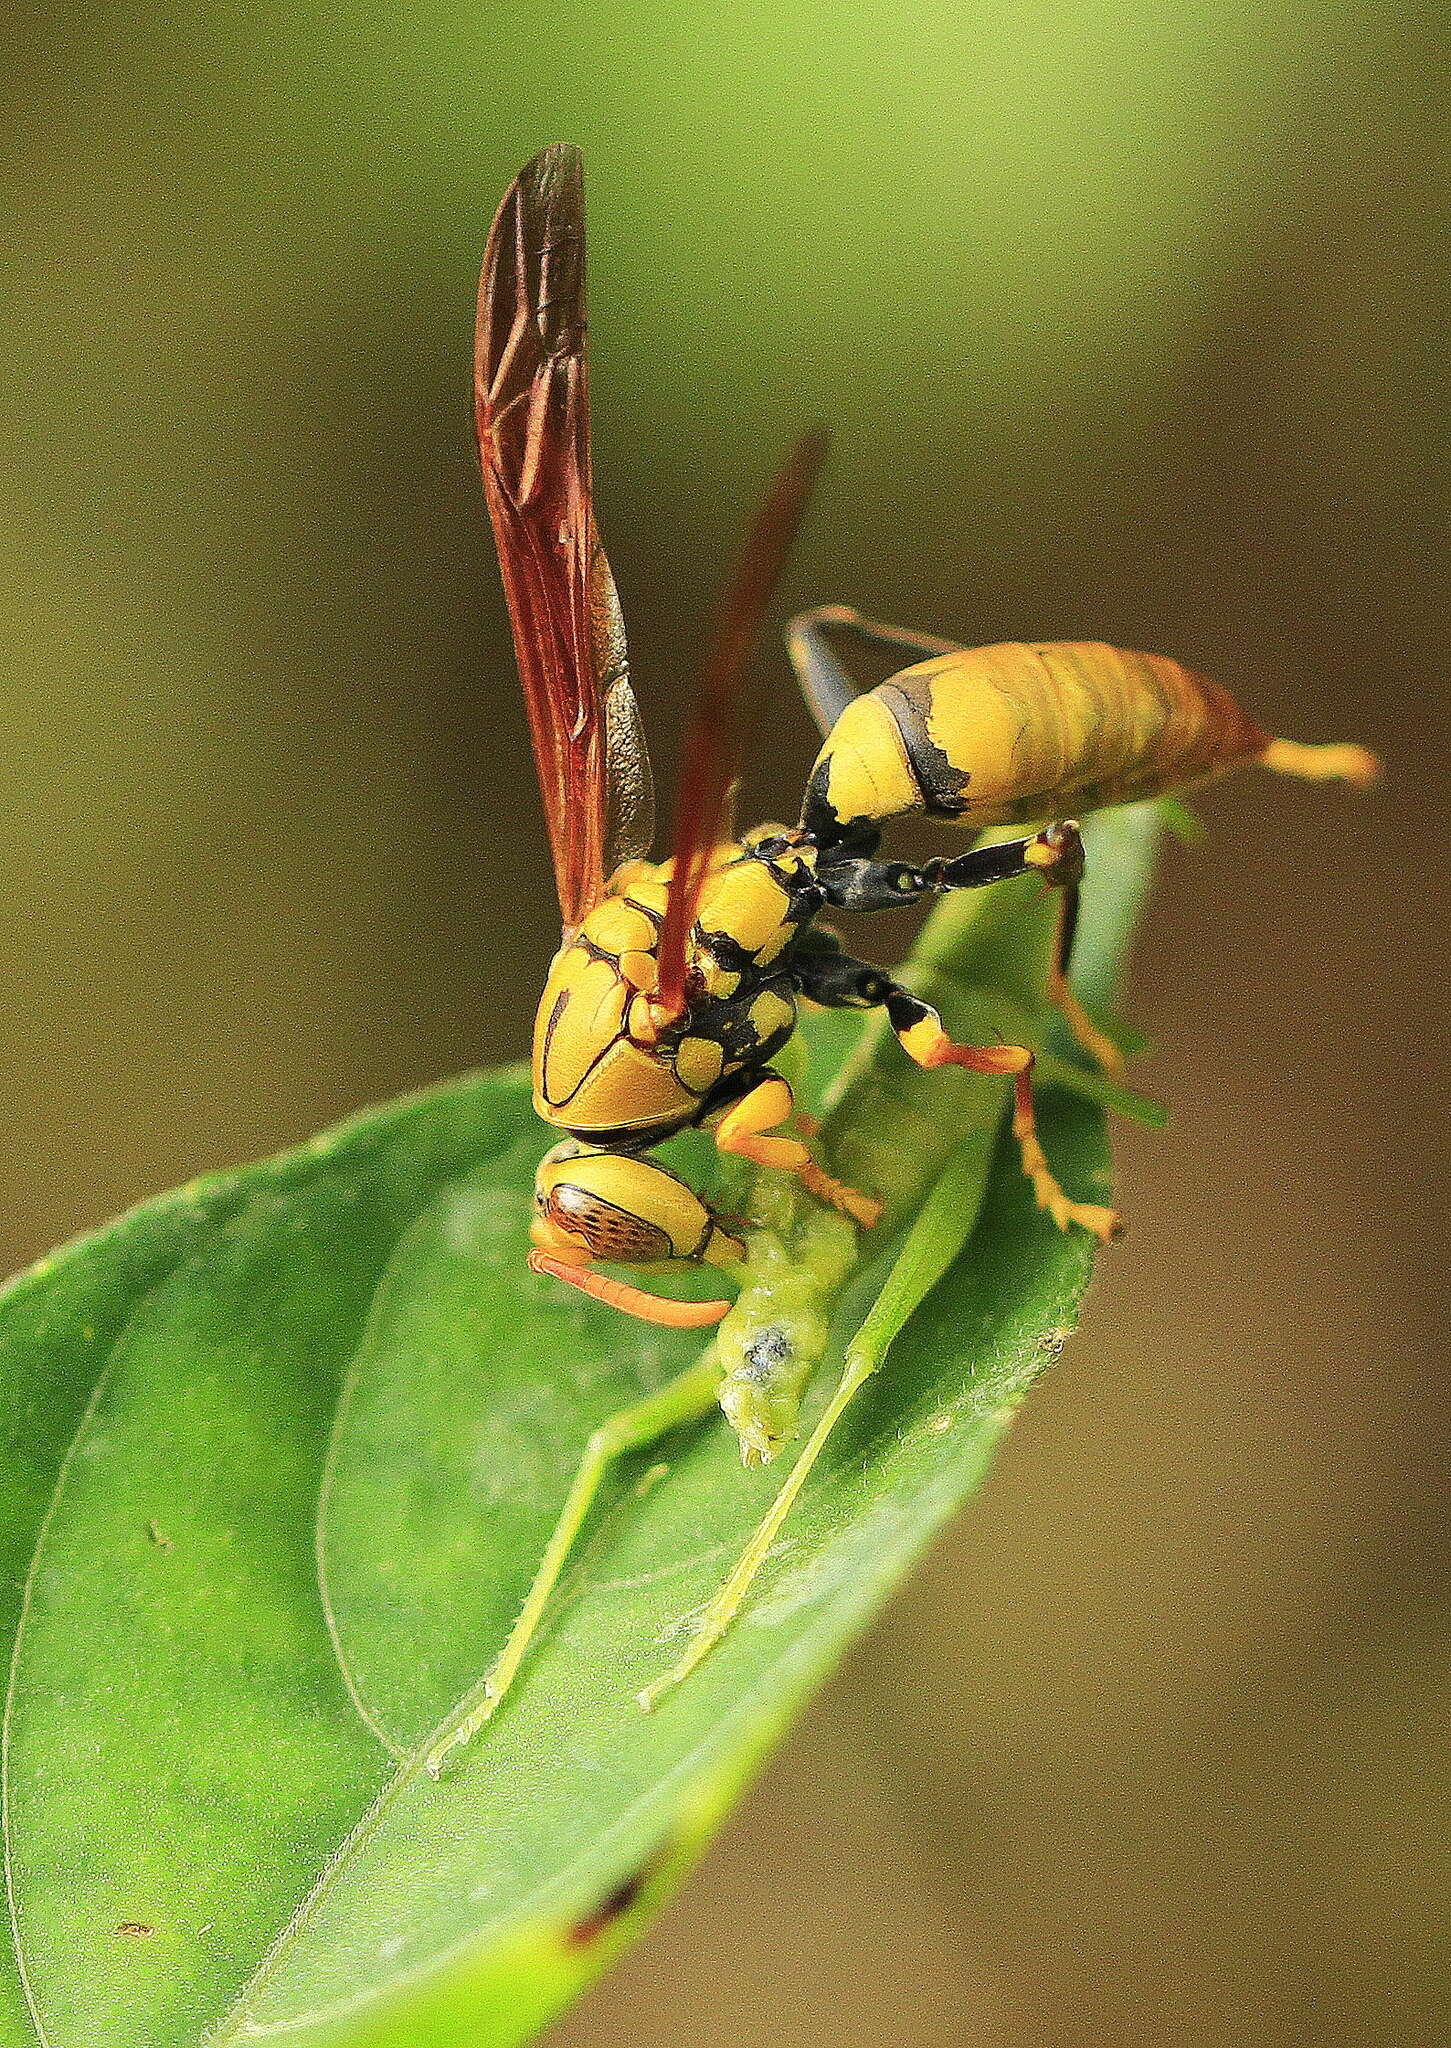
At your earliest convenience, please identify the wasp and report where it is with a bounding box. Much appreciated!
[480,145,1377,1334]
[432,144,1377,1756]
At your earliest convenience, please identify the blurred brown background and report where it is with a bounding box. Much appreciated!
[3,3,1446,2043]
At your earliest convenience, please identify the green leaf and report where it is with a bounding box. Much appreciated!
[0,810,1161,2048]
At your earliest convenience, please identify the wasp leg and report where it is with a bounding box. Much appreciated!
[712,1072,882,1228]
[815,819,1118,1074]
[816,820,1084,912]
[1259,737,1379,785]
[426,1352,722,1771]
[785,603,964,737]
[1047,882,1126,1075]
[893,991,1119,1241]
[792,946,1119,1241]
[527,1252,733,1329]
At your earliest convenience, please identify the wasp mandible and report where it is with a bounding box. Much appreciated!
[479,145,1378,1334]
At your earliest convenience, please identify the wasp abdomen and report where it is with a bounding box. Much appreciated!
[803,640,1271,838]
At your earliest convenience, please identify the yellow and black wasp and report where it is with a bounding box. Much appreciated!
[480,145,1378,1334]
[417,140,1382,1760]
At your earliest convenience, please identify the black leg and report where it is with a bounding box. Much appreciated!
[1055,880,1082,980]
[791,934,897,1010]
[815,821,1084,913]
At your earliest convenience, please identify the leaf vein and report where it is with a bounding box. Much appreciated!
[313,1256,417,1765]
[2,1313,139,2046]
[208,1461,980,2041]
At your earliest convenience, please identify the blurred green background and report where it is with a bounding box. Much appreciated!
[3,3,1446,2042]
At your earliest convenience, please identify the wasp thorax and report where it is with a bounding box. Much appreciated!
[697,859,797,957]
[626,993,671,1045]
[618,949,658,993]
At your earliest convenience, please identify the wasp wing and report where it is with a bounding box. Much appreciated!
[592,535,654,877]
[655,430,828,1018]
[477,143,653,930]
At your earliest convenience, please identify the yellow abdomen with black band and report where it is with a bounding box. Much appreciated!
[803,640,1273,836]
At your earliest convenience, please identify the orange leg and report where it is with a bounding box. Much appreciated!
[713,1075,883,1229]
[527,1250,732,1329]
[1048,884,1126,1076]
[895,1007,1120,1243]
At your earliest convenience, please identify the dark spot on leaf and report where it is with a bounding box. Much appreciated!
[566,1867,651,1947]
[114,1922,153,1937]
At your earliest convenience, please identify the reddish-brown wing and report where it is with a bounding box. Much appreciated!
[477,144,653,930]
[655,430,828,1018]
